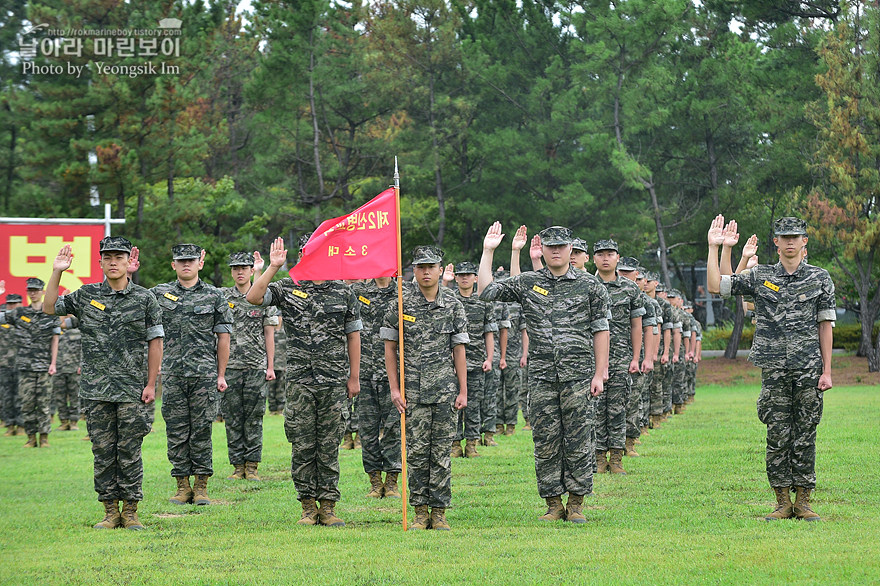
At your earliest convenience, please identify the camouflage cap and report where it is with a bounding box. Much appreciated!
[26,277,45,290]
[298,234,311,250]
[683,301,693,309]
[228,251,254,267]
[592,239,618,254]
[646,271,660,282]
[571,238,588,253]
[655,283,667,292]
[774,216,807,236]
[539,226,573,246]
[5,294,22,303]
[495,267,510,279]
[454,261,479,275]
[171,243,203,260]
[411,245,444,265]
[99,236,133,254]
[636,269,647,279]
[667,288,681,298]
[618,256,640,272]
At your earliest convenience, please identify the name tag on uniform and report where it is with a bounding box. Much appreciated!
[763,281,780,293]
[228,302,235,308]
[532,285,549,296]
[1,324,9,329]
[358,296,371,306]
[90,300,106,311]
[402,314,416,323]
[293,289,309,299]
[164,292,179,302]
[20,316,31,323]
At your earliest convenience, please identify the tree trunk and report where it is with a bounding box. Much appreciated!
[724,296,745,359]
[705,123,719,209]
[308,29,324,197]
[428,72,446,246]
[647,182,672,288]
[872,326,880,373]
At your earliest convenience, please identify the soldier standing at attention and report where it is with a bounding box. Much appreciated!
[666,290,692,415]
[636,271,662,435]
[54,316,83,430]
[44,237,163,530]
[645,274,673,430]
[479,223,610,523]
[656,285,682,423]
[498,287,528,436]
[381,246,469,530]
[152,244,233,506]
[1,293,23,437]
[352,276,402,499]
[0,278,60,448]
[221,252,278,481]
[708,215,835,522]
[247,237,361,528]
[266,318,287,415]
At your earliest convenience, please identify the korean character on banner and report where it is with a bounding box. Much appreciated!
[116,37,135,57]
[344,246,357,257]
[39,37,59,57]
[160,37,180,57]
[61,38,83,57]
[19,37,38,59]
[328,246,340,257]
[93,37,113,56]
[138,37,158,57]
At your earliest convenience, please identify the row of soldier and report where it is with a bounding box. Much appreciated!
[0,222,703,531]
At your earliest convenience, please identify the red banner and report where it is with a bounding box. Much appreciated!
[290,188,399,282]
[0,224,105,305]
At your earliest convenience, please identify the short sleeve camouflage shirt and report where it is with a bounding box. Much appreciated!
[453,289,498,371]
[351,280,399,378]
[0,306,61,371]
[222,286,279,370]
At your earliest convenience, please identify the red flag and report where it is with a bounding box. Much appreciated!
[290,188,398,282]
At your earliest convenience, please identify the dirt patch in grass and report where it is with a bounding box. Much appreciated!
[698,354,880,387]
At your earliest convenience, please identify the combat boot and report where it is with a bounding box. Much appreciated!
[69,421,79,431]
[169,476,193,505]
[496,423,504,434]
[451,441,464,458]
[4,425,15,436]
[93,501,121,529]
[39,433,49,448]
[410,505,430,530]
[464,439,481,458]
[505,424,515,436]
[595,450,609,474]
[482,432,498,447]
[565,494,586,524]
[538,496,565,521]
[764,487,794,521]
[625,437,640,458]
[793,487,821,521]
[244,461,261,481]
[317,500,345,527]
[383,472,401,498]
[341,432,355,450]
[523,421,532,431]
[192,475,211,505]
[227,464,245,480]
[353,433,361,449]
[430,508,450,530]
[298,498,319,525]
[58,419,70,431]
[121,501,145,530]
[366,471,384,498]
[23,434,37,448]
[609,449,627,474]
[650,415,662,429]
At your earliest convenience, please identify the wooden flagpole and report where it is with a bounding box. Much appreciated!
[394,157,408,531]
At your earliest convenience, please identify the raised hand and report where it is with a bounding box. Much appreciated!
[722,220,740,248]
[742,234,758,259]
[54,245,73,272]
[529,234,543,262]
[707,214,726,247]
[0,280,5,296]
[511,225,528,252]
[483,221,505,251]
[746,254,759,270]
[442,263,455,285]
[269,237,287,268]
[127,246,140,274]
[199,248,207,264]
[253,251,265,272]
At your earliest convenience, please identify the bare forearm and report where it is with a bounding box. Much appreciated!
[264,326,275,371]
[347,331,361,381]
[217,333,230,377]
[630,317,642,363]
[720,244,734,276]
[146,338,163,387]
[43,270,63,315]
[707,244,721,294]
[385,341,400,392]
[246,265,279,305]
[478,249,496,292]
[594,331,610,376]
[819,321,833,374]
[453,344,468,391]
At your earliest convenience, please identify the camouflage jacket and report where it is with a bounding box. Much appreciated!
[721,260,836,369]
[491,302,510,368]
[638,292,657,361]
[656,296,679,356]
[503,302,527,363]
[480,267,611,383]
[351,280,398,378]
[262,278,362,385]
[380,283,469,404]
[598,275,646,371]
[675,307,691,353]
[453,289,498,371]
[273,321,288,370]
[55,279,164,402]
[0,315,19,368]
[0,306,61,371]
[693,319,703,342]
[55,325,82,374]
[222,286,279,371]
[152,279,233,378]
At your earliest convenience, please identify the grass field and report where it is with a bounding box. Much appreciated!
[2,376,879,585]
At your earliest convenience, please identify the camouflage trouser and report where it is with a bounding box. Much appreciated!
[222,369,267,465]
[519,365,530,424]
[758,368,824,490]
[480,366,501,433]
[530,376,594,498]
[651,362,666,416]
[342,395,359,434]
[663,360,675,412]
[627,371,643,439]
[499,364,522,425]
[53,373,80,422]
[359,373,401,474]
[595,371,629,451]
[284,376,345,502]
[266,369,287,413]
[687,361,697,398]
[672,359,688,405]
[639,369,654,428]
[455,370,484,441]
[0,366,20,427]
[406,398,457,508]
[161,375,218,477]
[87,400,151,502]
[18,371,52,436]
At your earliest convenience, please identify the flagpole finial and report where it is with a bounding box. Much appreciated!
[394,156,400,188]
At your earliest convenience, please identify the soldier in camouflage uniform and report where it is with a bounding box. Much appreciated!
[53,316,83,430]
[221,252,278,482]
[683,302,701,404]
[592,242,645,474]
[351,277,402,499]
[709,215,835,522]
[266,318,288,414]
[667,290,692,414]
[498,295,528,436]
[482,301,508,446]
[0,278,60,448]
[656,285,682,423]
[637,271,662,434]
[382,246,469,530]
[152,244,233,506]
[1,293,23,436]
[247,236,362,528]
[45,236,163,530]
[479,223,610,524]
